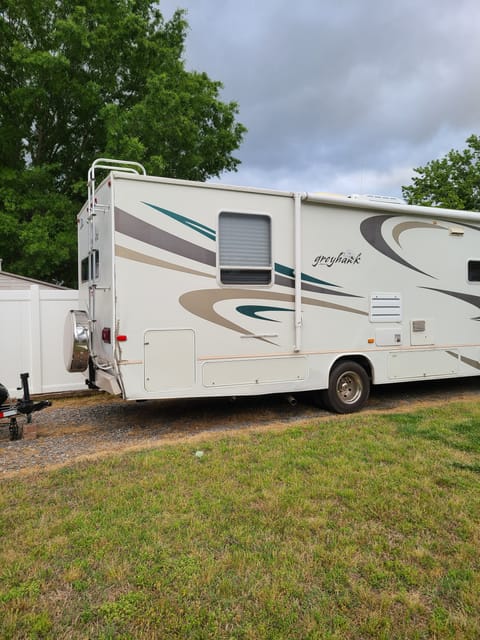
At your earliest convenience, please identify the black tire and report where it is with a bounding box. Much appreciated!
[0,382,8,405]
[322,361,370,414]
[9,418,23,441]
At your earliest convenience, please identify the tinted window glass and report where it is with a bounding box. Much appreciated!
[468,261,480,281]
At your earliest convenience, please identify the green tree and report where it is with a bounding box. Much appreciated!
[402,135,480,211]
[0,0,246,286]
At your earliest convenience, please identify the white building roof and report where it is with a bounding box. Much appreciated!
[0,268,67,290]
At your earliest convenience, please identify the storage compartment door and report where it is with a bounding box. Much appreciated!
[388,349,458,379]
[144,329,195,391]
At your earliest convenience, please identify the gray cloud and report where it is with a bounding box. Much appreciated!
[160,0,480,195]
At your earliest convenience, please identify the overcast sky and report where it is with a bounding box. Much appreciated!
[159,0,480,197]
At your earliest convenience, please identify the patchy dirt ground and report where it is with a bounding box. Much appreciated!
[1,377,480,477]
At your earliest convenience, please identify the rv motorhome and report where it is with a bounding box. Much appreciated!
[64,158,480,413]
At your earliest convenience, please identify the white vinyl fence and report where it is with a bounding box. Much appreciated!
[0,285,85,397]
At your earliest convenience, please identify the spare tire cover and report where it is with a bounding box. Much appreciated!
[64,310,90,372]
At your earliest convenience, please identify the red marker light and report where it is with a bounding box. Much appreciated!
[116,335,127,342]
[102,327,111,343]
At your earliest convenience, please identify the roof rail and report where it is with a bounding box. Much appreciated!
[348,194,405,205]
[88,158,146,182]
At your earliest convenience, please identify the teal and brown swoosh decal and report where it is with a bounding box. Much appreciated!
[115,245,215,279]
[236,305,293,322]
[360,215,443,278]
[115,207,216,267]
[274,262,361,298]
[421,287,480,319]
[180,288,367,342]
[143,202,216,241]
[274,262,337,288]
[391,221,448,247]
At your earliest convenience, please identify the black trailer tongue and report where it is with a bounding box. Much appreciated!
[0,373,51,441]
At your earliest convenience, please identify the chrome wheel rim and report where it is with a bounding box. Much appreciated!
[335,371,363,405]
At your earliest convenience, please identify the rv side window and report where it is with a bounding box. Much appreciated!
[81,250,99,283]
[92,249,99,280]
[468,261,480,282]
[218,212,272,285]
[81,256,89,283]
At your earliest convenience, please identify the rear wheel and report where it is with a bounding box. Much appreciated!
[321,361,370,413]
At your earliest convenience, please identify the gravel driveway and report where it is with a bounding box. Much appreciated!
[2,377,480,477]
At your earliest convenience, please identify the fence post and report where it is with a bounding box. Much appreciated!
[29,285,43,394]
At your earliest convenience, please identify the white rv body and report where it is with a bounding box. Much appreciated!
[66,160,480,412]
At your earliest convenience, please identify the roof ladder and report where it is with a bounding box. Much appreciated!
[87,158,147,221]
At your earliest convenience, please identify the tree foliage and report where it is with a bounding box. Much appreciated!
[402,135,480,211]
[0,0,246,285]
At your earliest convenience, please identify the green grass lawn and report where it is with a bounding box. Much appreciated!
[1,400,480,639]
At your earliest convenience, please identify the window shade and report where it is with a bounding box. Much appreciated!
[219,213,271,267]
